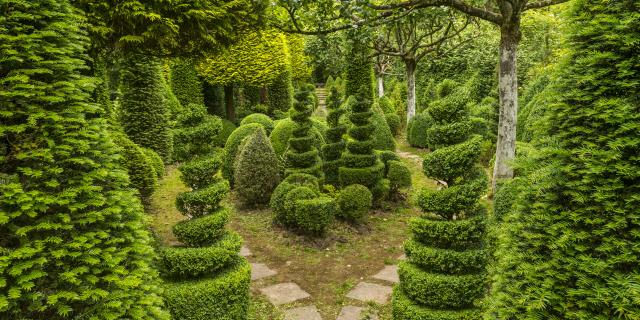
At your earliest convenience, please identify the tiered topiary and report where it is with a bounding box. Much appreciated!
[270,118,326,158]
[284,89,324,180]
[268,70,294,116]
[322,87,347,186]
[240,113,274,134]
[0,1,168,317]
[162,153,250,319]
[120,53,173,163]
[234,128,281,206]
[424,81,474,151]
[393,87,487,318]
[173,103,222,162]
[489,1,640,318]
[170,58,205,108]
[270,174,337,235]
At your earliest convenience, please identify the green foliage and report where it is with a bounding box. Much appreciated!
[172,209,230,247]
[142,147,165,178]
[170,58,204,107]
[163,258,251,320]
[176,181,230,218]
[234,128,281,206]
[371,104,396,151]
[284,90,324,180]
[385,113,401,136]
[268,70,294,114]
[337,184,372,222]
[424,82,474,150]
[120,53,173,162]
[322,87,347,186]
[378,96,396,114]
[387,160,412,193]
[214,119,237,147]
[240,113,274,134]
[270,119,326,157]
[179,155,223,190]
[345,29,375,101]
[489,1,640,319]
[407,113,433,148]
[0,1,168,317]
[222,123,262,185]
[393,286,482,320]
[173,104,223,162]
[111,132,158,198]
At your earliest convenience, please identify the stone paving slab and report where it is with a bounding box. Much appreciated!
[240,246,252,257]
[260,282,310,305]
[251,263,277,281]
[337,306,378,320]
[346,282,393,305]
[372,265,399,283]
[284,305,322,320]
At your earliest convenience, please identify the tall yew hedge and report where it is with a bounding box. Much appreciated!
[0,1,168,318]
[489,1,640,319]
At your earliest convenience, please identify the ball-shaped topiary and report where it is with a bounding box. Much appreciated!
[234,128,281,206]
[387,160,412,193]
[111,132,159,198]
[0,1,169,317]
[407,112,433,149]
[240,113,274,134]
[222,123,262,185]
[120,53,173,163]
[337,184,372,222]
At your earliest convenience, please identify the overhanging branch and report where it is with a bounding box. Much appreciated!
[524,0,571,10]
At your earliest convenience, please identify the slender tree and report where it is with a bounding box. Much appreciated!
[0,0,168,317]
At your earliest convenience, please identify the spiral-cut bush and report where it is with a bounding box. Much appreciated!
[321,87,347,186]
[284,89,323,180]
[172,103,222,162]
[393,85,487,319]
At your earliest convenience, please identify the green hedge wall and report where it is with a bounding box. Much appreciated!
[120,53,173,163]
[0,1,169,317]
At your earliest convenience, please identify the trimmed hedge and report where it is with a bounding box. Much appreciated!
[179,155,223,190]
[407,113,433,149]
[173,104,222,162]
[170,58,205,107]
[173,209,230,246]
[214,119,237,147]
[392,286,482,320]
[160,232,242,279]
[404,239,487,274]
[385,113,401,136]
[176,181,230,218]
[284,89,324,180]
[163,258,251,320]
[288,195,336,235]
[387,160,412,192]
[111,132,158,198]
[240,113,274,134]
[142,147,165,178]
[222,123,262,185]
[337,184,372,222]
[234,128,281,206]
[410,215,486,250]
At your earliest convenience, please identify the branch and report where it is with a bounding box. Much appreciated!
[368,0,502,25]
[524,0,570,10]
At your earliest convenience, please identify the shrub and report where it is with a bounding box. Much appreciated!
[172,209,230,246]
[370,104,396,151]
[240,113,274,134]
[0,1,168,317]
[385,113,401,136]
[173,104,222,162]
[270,119,326,159]
[179,155,223,190]
[337,184,372,222]
[170,58,205,107]
[163,258,250,320]
[290,196,336,235]
[378,96,396,114]
[222,123,262,185]
[120,53,173,163]
[214,119,237,147]
[407,112,433,148]
[268,70,294,114]
[142,147,165,178]
[284,90,324,180]
[111,132,158,198]
[387,160,412,192]
[176,181,230,218]
[234,128,281,206]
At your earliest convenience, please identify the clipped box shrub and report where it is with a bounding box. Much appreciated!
[385,113,401,136]
[163,258,251,320]
[234,128,281,206]
[176,181,230,217]
[409,215,486,250]
[404,239,487,275]
[179,155,223,190]
[392,286,482,320]
[240,113,275,134]
[160,232,242,279]
[173,209,230,246]
[407,112,433,149]
[387,160,412,192]
[222,123,262,185]
[270,118,325,157]
[173,105,222,162]
[289,196,336,235]
[142,147,165,178]
[337,184,372,222]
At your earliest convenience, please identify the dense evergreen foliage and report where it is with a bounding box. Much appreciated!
[111,132,158,199]
[120,53,173,162]
[0,1,168,317]
[322,87,347,186]
[170,58,205,108]
[240,113,275,134]
[234,128,281,206]
[394,84,488,318]
[284,90,324,180]
[268,70,294,115]
[172,104,222,163]
[336,184,372,222]
[222,123,262,185]
[489,1,640,318]
[270,118,326,159]
[407,112,434,148]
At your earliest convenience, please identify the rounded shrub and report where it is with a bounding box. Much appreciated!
[222,123,262,185]
[213,119,237,147]
[337,184,372,222]
[176,181,230,218]
[142,147,165,178]
[111,132,158,198]
[385,113,401,136]
[179,155,223,190]
[172,209,230,247]
[234,128,281,206]
[240,113,274,134]
[387,160,412,192]
[407,112,433,148]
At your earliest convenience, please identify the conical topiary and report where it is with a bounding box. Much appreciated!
[234,127,281,206]
[0,1,168,317]
[284,89,323,180]
[321,87,347,186]
[393,85,488,319]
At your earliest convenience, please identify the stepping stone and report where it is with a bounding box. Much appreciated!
[337,306,378,320]
[372,265,399,283]
[284,306,322,320]
[346,282,392,305]
[251,263,277,281]
[260,282,310,305]
[240,246,252,257]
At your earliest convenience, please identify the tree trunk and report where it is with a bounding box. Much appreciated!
[377,74,385,97]
[492,22,521,192]
[406,60,417,123]
[224,85,235,121]
[259,86,268,104]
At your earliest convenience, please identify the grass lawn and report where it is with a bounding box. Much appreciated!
[148,139,437,319]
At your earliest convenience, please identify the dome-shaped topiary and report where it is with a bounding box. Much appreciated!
[240,113,274,134]
[234,128,281,206]
[222,123,262,185]
[337,184,372,222]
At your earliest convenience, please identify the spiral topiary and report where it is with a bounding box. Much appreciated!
[173,103,222,162]
[284,89,323,180]
[393,85,487,318]
[321,87,347,186]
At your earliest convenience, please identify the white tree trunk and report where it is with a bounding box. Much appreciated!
[377,75,385,97]
[406,61,416,123]
[492,26,519,193]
